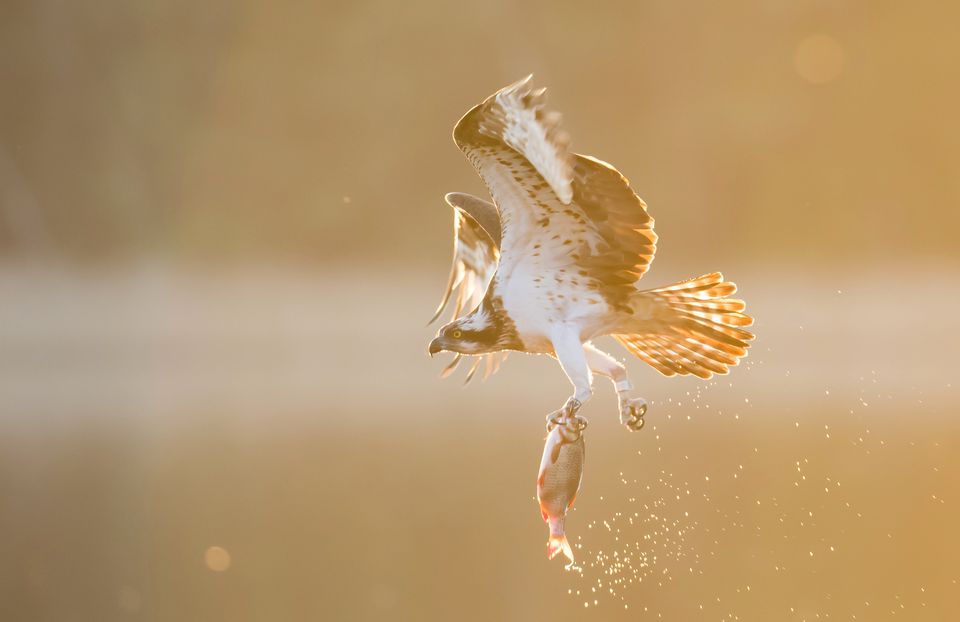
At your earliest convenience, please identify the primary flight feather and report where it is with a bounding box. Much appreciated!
[429,76,754,430]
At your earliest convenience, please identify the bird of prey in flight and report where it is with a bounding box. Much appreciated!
[428,76,754,431]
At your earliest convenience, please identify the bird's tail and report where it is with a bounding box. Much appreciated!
[613,272,754,378]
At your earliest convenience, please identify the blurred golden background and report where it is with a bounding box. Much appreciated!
[1,1,958,620]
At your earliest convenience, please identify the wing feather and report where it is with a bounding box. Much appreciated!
[571,154,658,309]
[444,192,501,247]
[452,77,658,310]
[430,193,508,383]
[429,194,499,324]
[461,74,574,204]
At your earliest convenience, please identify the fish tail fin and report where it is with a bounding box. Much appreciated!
[547,534,574,566]
[546,517,575,567]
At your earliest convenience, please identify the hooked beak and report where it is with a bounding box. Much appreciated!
[428,338,444,357]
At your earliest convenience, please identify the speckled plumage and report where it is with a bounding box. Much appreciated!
[429,76,754,424]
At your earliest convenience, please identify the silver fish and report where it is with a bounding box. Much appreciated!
[536,419,585,568]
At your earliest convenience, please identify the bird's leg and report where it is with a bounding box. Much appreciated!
[546,325,592,431]
[583,342,647,431]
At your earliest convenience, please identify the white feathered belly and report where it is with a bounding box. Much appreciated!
[479,154,627,351]
[498,265,617,353]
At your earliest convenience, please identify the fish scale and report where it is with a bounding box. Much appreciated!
[539,437,584,516]
[537,422,586,567]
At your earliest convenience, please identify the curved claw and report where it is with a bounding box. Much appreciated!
[564,398,582,416]
[546,410,564,429]
[546,398,586,432]
[553,415,589,441]
[560,415,589,440]
[625,414,645,431]
[620,397,648,432]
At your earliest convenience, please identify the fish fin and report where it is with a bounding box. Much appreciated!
[547,534,575,568]
[546,516,575,568]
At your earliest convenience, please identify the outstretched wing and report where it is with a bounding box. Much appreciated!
[570,154,658,309]
[460,74,574,204]
[444,192,501,247]
[453,76,657,312]
[429,192,500,325]
[429,192,508,382]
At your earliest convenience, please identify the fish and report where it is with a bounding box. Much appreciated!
[536,419,586,568]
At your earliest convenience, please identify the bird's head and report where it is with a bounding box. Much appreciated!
[428,309,498,357]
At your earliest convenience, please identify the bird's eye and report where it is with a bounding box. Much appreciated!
[452,330,462,339]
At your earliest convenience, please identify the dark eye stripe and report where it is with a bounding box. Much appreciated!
[460,326,498,343]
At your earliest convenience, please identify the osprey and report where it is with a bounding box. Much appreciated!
[428,76,754,431]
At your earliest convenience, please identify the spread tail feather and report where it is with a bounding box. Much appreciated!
[614,272,755,379]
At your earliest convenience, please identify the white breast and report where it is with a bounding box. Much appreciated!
[473,149,616,352]
[497,259,614,352]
